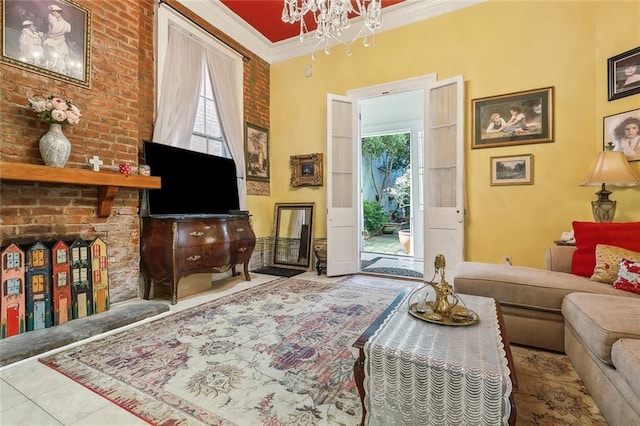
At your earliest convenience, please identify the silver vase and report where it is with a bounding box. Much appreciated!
[39,123,71,167]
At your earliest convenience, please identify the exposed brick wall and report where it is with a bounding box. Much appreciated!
[0,0,270,302]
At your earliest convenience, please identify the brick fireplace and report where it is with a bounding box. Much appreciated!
[0,0,270,304]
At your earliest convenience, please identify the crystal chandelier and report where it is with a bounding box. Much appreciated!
[281,0,383,60]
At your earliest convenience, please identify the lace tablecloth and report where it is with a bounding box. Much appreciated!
[363,293,512,425]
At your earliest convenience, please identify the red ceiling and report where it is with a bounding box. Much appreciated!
[219,0,405,43]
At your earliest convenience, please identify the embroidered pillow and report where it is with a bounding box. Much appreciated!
[591,245,640,284]
[613,258,640,294]
[571,221,640,278]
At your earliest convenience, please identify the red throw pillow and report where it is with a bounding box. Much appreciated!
[571,221,640,278]
[613,258,640,294]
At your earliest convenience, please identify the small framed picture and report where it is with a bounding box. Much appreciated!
[245,122,269,181]
[290,153,323,187]
[603,108,640,162]
[490,154,534,186]
[0,0,91,88]
[472,87,554,149]
[608,46,640,101]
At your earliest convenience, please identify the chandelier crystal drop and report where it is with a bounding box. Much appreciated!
[281,0,383,60]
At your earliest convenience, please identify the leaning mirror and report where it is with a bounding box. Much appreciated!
[273,203,315,269]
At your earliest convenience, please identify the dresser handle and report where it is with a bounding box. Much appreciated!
[236,228,244,232]
[186,255,201,262]
[189,231,204,237]
[238,247,247,252]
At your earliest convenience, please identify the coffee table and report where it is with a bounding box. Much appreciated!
[353,288,518,425]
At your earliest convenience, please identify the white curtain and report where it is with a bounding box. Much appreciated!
[152,24,203,149]
[205,48,247,209]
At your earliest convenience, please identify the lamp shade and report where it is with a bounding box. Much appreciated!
[580,150,640,187]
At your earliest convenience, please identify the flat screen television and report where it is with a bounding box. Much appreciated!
[141,140,240,217]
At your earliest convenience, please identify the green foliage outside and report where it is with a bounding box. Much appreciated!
[363,200,387,234]
[362,133,410,206]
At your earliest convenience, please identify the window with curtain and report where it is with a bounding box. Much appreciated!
[191,63,229,158]
[155,4,247,209]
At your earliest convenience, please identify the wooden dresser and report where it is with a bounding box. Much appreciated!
[140,214,256,304]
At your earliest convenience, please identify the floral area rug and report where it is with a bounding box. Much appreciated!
[511,345,607,425]
[39,275,416,425]
[40,274,607,426]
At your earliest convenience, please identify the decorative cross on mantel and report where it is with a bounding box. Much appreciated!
[89,155,103,172]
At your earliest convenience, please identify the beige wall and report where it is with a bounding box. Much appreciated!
[255,0,640,269]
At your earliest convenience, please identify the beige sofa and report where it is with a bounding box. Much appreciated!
[453,246,640,425]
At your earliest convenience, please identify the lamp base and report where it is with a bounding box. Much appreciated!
[591,183,616,222]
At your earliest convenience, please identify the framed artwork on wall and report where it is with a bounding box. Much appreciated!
[290,153,323,187]
[607,46,640,101]
[490,154,534,186]
[603,108,640,162]
[0,0,91,88]
[245,122,269,181]
[472,87,554,149]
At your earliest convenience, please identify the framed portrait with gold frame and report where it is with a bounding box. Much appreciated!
[472,87,554,149]
[1,0,91,88]
[290,153,323,187]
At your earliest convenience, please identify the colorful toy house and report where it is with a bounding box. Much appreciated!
[51,240,72,325]
[68,238,93,319]
[90,237,109,314]
[24,241,53,331]
[1,243,26,338]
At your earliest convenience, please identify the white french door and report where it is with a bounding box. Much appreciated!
[326,75,465,279]
[423,75,465,279]
[326,94,360,276]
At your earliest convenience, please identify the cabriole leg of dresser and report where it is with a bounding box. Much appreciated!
[171,273,178,305]
[243,261,251,281]
[143,276,151,300]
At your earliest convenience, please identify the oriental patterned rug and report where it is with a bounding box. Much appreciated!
[39,275,606,425]
[39,275,416,425]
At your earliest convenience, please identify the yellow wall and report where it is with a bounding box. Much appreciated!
[254,0,640,269]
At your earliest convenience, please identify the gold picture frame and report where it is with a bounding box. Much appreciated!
[472,87,554,149]
[1,0,91,88]
[490,154,534,186]
[290,153,323,187]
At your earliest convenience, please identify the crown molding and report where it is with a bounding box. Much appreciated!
[176,0,485,64]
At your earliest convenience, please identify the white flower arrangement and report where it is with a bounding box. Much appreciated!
[28,95,81,125]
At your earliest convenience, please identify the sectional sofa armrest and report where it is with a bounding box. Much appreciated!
[545,245,576,273]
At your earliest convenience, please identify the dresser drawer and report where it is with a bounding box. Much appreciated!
[175,221,228,248]
[175,245,232,274]
[227,219,255,240]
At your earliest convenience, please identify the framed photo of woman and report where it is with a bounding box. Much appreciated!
[604,108,640,162]
[608,46,640,101]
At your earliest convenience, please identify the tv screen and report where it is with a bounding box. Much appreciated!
[141,141,240,217]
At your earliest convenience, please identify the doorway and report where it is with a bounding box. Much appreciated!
[358,90,424,279]
[326,74,464,279]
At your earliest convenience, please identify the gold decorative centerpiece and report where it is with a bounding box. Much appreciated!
[408,254,479,326]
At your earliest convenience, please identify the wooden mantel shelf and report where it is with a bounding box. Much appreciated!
[0,162,161,217]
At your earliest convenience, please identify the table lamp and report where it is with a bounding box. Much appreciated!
[579,143,640,222]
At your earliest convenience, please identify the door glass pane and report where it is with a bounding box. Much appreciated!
[428,83,457,208]
[332,99,353,208]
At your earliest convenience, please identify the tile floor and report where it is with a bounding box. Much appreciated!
[361,232,425,277]
[0,271,340,426]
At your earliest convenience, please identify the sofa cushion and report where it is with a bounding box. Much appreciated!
[613,259,640,294]
[453,262,639,314]
[591,244,640,284]
[562,293,640,365]
[571,221,640,278]
[611,339,640,401]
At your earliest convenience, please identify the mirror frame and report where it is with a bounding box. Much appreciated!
[272,202,315,269]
